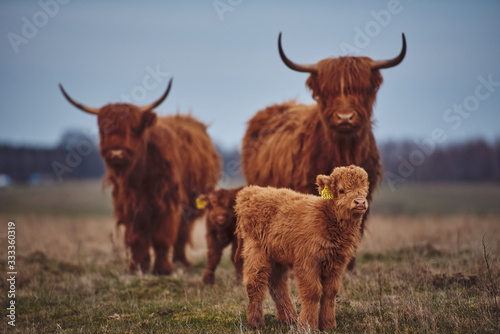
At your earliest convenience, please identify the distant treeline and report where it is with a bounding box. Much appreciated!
[0,130,105,184]
[380,139,500,184]
[0,130,499,185]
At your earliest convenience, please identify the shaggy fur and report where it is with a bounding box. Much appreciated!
[235,165,369,330]
[242,56,387,270]
[96,104,221,275]
[197,187,244,284]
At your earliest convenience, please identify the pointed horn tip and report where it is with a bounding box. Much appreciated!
[163,78,173,97]
[139,78,173,112]
[277,32,317,74]
[58,83,99,115]
[370,32,407,70]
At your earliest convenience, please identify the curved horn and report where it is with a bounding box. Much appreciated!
[278,32,318,74]
[139,78,173,112]
[371,33,407,70]
[59,83,99,115]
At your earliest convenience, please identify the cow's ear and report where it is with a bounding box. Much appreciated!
[138,110,157,134]
[196,194,209,210]
[316,175,330,195]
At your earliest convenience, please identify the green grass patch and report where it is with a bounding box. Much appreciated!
[2,244,498,333]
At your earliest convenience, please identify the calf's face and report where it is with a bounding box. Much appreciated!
[316,165,369,219]
[197,188,240,228]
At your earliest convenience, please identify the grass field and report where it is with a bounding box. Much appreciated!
[0,180,499,333]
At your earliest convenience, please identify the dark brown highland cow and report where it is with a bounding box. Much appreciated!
[196,187,244,284]
[235,165,369,330]
[242,33,406,270]
[59,80,221,275]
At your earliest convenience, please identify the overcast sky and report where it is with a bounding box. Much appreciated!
[1,0,499,150]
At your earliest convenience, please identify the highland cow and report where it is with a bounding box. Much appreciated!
[196,187,244,284]
[59,79,221,275]
[242,33,406,270]
[235,165,369,330]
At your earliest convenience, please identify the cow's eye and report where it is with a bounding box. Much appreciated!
[339,189,345,194]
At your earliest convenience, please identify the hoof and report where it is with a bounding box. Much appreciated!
[202,273,215,285]
[174,258,191,268]
[248,313,266,330]
[152,265,173,276]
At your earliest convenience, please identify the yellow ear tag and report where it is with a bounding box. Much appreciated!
[196,198,208,210]
[320,185,334,199]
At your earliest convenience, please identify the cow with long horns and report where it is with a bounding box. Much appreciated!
[242,33,406,270]
[59,80,221,275]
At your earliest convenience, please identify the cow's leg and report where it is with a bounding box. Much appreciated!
[202,232,223,284]
[152,208,179,275]
[125,226,150,274]
[346,255,357,272]
[139,248,151,274]
[268,262,297,325]
[319,274,341,330]
[152,238,173,275]
[294,265,322,330]
[129,240,150,275]
[130,242,150,274]
[243,242,271,329]
[347,208,369,272]
[173,219,194,267]
[231,237,243,280]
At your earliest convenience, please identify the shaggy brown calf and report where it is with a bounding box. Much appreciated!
[235,165,369,330]
[59,80,221,275]
[242,33,406,270]
[196,187,244,284]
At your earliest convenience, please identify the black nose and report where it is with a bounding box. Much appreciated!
[337,112,354,124]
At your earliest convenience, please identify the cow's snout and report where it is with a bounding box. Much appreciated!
[105,149,130,168]
[110,149,124,158]
[215,215,227,225]
[337,112,354,124]
[353,198,367,210]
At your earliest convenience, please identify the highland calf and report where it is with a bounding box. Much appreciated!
[59,80,221,275]
[235,165,369,330]
[242,33,406,270]
[197,187,244,284]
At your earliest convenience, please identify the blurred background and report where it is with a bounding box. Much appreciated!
[1,3,499,332]
[0,0,499,216]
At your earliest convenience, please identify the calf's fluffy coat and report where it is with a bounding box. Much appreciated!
[197,187,244,284]
[234,165,369,330]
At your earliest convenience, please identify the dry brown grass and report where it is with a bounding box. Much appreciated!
[1,203,499,332]
[361,214,500,254]
[7,214,498,266]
